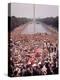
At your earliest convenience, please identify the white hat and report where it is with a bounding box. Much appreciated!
[44,61,48,63]
[38,62,41,65]
[32,64,37,67]
[28,61,31,65]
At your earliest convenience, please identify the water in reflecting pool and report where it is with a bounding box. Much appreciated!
[21,22,51,34]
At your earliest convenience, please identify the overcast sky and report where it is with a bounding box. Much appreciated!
[10,3,58,18]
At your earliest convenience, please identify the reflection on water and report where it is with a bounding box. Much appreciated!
[21,22,51,34]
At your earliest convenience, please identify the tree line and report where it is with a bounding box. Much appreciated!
[8,16,31,32]
[36,16,58,31]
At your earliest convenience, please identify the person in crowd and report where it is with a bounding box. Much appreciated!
[9,34,58,76]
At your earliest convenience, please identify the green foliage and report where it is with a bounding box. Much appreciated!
[8,16,31,32]
[36,16,58,30]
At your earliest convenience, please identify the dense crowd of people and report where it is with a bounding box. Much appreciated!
[8,33,58,77]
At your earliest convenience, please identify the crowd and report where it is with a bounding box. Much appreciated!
[8,34,58,77]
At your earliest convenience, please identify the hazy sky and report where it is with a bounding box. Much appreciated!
[10,3,58,18]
